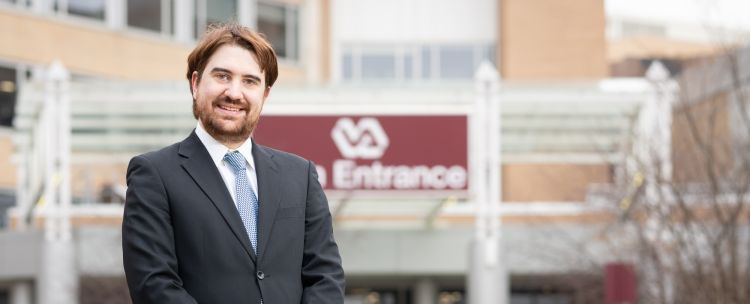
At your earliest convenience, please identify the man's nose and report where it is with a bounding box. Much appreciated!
[223,81,243,100]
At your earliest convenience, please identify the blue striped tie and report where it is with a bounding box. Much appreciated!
[223,151,259,254]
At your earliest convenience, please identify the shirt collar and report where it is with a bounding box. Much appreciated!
[195,121,256,171]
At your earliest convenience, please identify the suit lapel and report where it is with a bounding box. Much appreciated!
[253,143,281,260]
[179,131,257,262]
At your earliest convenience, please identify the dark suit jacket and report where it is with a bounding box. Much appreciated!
[122,131,345,303]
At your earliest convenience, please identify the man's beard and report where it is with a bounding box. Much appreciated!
[195,97,257,144]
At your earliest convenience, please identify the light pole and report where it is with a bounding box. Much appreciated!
[37,61,78,304]
[467,61,508,304]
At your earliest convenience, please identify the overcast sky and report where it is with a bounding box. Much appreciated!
[606,0,750,30]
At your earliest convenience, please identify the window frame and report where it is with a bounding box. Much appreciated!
[193,0,239,39]
[56,0,108,22]
[258,0,299,62]
[125,0,173,35]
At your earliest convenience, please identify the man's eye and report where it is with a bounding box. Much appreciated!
[216,74,230,80]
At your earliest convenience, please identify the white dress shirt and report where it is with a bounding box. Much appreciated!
[195,122,259,207]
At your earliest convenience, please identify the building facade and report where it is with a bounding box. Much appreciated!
[2,0,743,303]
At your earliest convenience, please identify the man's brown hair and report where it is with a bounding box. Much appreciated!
[186,22,279,95]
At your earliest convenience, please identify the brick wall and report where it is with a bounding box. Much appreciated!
[500,0,608,80]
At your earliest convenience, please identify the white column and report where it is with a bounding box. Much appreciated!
[14,139,28,231]
[643,60,676,304]
[413,278,437,304]
[106,0,126,30]
[15,65,45,229]
[174,0,196,42]
[238,0,257,29]
[10,282,32,304]
[634,61,675,189]
[37,61,78,304]
[41,64,59,243]
[58,63,73,243]
[30,0,53,14]
[467,61,508,304]
[645,61,674,184]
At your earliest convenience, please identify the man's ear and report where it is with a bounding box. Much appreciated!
[190,71,200,99]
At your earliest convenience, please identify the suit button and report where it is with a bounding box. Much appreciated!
[256,271,265,280]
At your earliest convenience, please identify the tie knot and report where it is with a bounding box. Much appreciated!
[223,151,247,173]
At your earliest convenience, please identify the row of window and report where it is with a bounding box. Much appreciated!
[341,44,495,82]
[1,1,497,83]
[0,0,298,61]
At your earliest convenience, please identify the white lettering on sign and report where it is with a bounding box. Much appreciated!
[332,160,467,190]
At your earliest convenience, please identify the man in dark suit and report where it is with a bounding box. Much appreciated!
[122,23,345,303]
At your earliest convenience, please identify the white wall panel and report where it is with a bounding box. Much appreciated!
[333,0,496,44]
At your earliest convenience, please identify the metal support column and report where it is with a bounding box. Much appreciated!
[174,0,196,42]
[238,0,258,29]
[36,61,77,304]
[467,62,508,304]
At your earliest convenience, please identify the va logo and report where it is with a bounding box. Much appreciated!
[331,117,389,159]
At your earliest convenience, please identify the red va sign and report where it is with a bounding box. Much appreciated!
[254,115,468,193]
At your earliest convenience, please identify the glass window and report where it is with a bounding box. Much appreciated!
[403,54,413,79]
[258,3,286,56]
[340,43,495,82]
[0,66,17,127]
[127,0,162,32]
[195,0,237,37]
[342,53,353,80]
[421,46,432,80]
[68,0,105,20]
[361,54,395,79]
[207,0,236,28]
[258,2,298,60]
[439,46,474,79]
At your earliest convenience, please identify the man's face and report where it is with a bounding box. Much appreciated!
[191,44,270,145]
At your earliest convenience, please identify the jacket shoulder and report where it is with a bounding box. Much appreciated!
[130,141,181,165]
